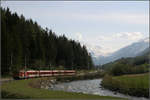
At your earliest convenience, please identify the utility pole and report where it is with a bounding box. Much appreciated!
[49,62,51,70]
[25,55,27,70]
[72,62,73,70]
[10,53,13,74]
[10,54,13,65]
[88,61,89,70]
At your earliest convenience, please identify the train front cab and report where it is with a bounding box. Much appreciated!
[13,70,27,79]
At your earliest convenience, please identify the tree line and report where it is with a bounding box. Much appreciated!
[1,8,94,76]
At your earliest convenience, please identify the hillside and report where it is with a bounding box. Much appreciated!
[1,8,94,76]
[101,48,150,75]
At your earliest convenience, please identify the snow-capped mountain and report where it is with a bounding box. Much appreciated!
[85,44,110,57]
[92,37,149,65]
[85,44,111,65]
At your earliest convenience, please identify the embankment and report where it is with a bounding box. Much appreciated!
[101,73,149,98]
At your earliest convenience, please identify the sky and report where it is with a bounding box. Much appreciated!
[1,1,149,56]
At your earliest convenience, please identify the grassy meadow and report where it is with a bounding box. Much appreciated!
[101,73,149,97]
[1,77,127,100]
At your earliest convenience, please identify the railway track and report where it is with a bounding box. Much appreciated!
[0,78,14,84]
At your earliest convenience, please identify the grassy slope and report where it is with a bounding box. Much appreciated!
[102,73,149,97]
[1,78,126,100]
[114,73,149,89]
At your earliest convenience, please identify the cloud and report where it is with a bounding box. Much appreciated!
[98,36,112,41]
[74,32,145,56]
[98,32,144,42]
[115,32,144,41]
[85,43,112,57]
[75,32,83,41]
[97,32,145,53]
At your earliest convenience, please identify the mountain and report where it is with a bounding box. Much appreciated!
[94,37,149,65]
[85,44,108,57]
[85,44,110,65]
[101,48,150,73]
[102,46,150,70]
[136,47,149,57]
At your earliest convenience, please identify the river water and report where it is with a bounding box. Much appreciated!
[49,79,148,100]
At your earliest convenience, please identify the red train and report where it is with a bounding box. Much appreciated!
[13,70,76,79]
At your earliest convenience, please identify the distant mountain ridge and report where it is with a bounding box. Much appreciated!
[93,37,149,65]
[101,46,150,72]
[136,47,149,57]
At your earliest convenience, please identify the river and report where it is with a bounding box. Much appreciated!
[49,79,148,100]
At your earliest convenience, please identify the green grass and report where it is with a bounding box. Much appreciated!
[101,73,149,97]
[114,73,149,89]
[1,78,126,99]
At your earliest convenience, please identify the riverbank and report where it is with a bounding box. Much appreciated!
[1,77,127,99]
[101,73,149,98]
[56,70,105,82]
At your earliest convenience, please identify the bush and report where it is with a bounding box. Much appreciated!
[108,62,149,76]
